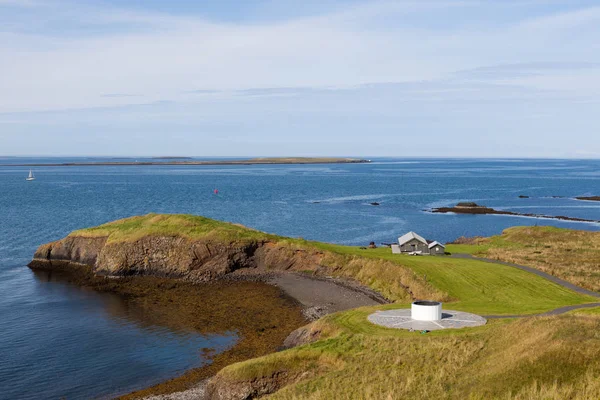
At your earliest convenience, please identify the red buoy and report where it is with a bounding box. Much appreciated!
[214,189,219,194]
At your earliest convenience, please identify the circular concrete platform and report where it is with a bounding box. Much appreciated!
[368,309,487,331]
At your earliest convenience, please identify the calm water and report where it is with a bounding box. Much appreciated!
[1,157,600,399]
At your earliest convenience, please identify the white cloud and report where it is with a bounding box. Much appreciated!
[0,1,595,113]
[0,0,599,157]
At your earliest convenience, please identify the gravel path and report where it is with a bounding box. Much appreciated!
[269,273,386,320]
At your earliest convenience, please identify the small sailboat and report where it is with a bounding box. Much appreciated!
[26,169,35,181]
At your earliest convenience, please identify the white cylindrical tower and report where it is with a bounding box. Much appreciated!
[411,301,442,321]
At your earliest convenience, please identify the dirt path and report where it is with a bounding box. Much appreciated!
[268,273,386,320]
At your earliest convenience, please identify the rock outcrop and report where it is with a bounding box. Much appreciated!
[430,202,600,223]
[281,324,324,349]
[29,236,329,282]
[205,370,311,400]
[576,196,600,202]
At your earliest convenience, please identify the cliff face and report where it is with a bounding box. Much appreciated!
[29,235,326,282]
[30,236,108,269]
[29,214,442,305]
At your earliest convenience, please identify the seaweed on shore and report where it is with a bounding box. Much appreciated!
[41,266,307,399]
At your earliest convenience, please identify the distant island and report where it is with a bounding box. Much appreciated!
[151,156,194,160]
[4,157,370,167]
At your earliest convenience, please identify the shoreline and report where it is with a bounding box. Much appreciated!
[29,264,383,399]
[30,264,306,399]
[2,157,370,167]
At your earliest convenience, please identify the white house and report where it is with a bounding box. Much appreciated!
[391,232,445,255]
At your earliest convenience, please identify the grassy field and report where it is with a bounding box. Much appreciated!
[208,223,600,399]
[569,306,600,316]
[71,213,276,243]
[216,307,600,400]
[446,226,600,292]
[73,215,596,314]
[75,215,600,399]
[310,244,596,315]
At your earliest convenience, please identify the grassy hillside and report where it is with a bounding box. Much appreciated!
[76,215,600,399]
[216,309,600,400]
[312,244,595,315]
[446,226,600,292]
[71,215,597,313]
[205,222,599,399]
[68,214,442,303]
[71,213,275,243]
[72,215,595,314]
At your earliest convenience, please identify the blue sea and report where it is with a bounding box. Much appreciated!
[1,157,599,399]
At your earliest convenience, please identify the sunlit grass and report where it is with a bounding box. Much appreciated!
[307,244,596,315]
[72,215,596,315]
[449,226,600,292]
[217,311,600,400]
[71,213,276,243]
[70,215,600,399]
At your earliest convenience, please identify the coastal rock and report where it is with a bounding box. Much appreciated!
[29,236,107,270]
[576,196,600,202]
[281,324,323,349]
[206,371,306,400]
[430,202,600,223]
[455,202,480,208]
[29,236,328,282]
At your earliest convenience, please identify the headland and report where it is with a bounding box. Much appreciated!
[28,214,600,399]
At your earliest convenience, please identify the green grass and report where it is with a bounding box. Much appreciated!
[73,215,596,316]
[217,311,600,400]
[317,304,512,337]
[449,226,600,292]
[569,307,600,316]
[445,243,488,254]
[308,245,596,315]
[192,222,600,399]
[71,213,276,243]
[69,214,600,399]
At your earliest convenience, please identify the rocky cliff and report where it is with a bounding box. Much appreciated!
[29,214,442,305]
[29,234,330,282]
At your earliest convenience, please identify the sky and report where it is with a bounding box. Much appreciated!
[1,0,600,158]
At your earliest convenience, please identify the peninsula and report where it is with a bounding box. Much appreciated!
[28,215,600,399]
[6,157,370,167]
